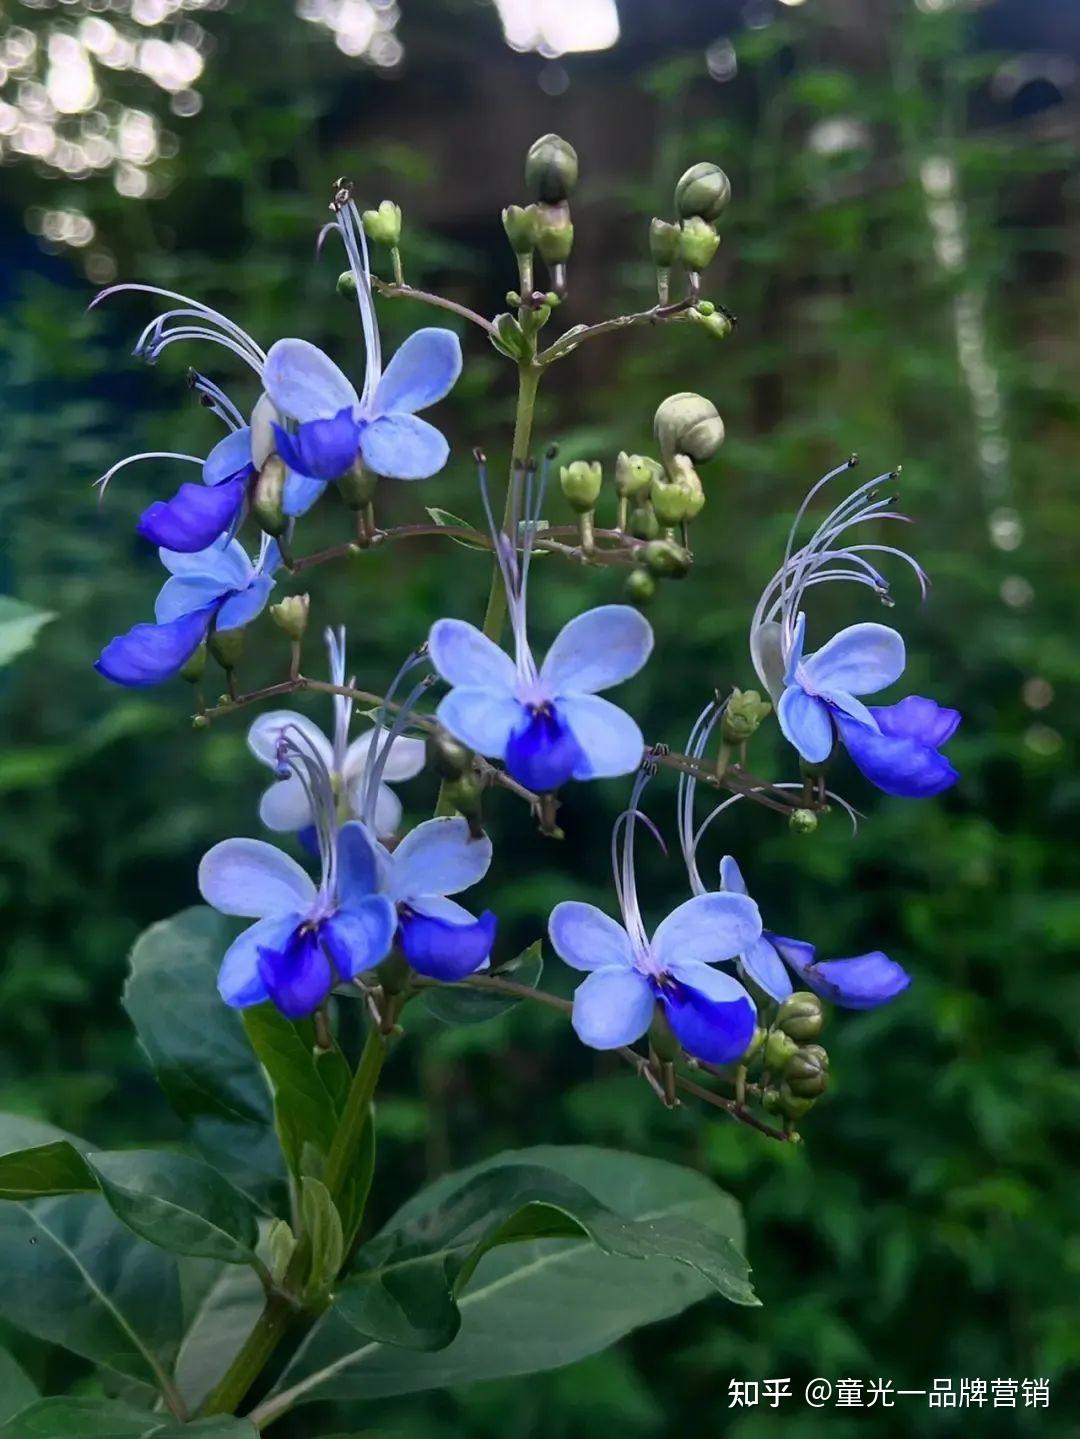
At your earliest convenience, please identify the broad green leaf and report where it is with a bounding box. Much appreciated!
[153,1421,259,1437]
[261,1146,753,1415]
[301,1177,344,1300]
[241,1006,341,1178]
[0,597,55,670]
[123,908,283,1195]
[174,1263,265,1411]
[0,1348,38,1426]
[0,1399,158,1438]
[420,942,543,1025]
[0,1140,260,1265]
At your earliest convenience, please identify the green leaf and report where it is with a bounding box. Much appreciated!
[263,1146,754,1413]
[173,1263,265,1412]
[123,908,283,1196]
[0,1140,261,1265]
[0,597,55,670]
[0,1403,259,1439]
[0,1348,38,1426]
[421,942,543,1025]
[424,507,489,551]
[240,1005,342,1179]
[301,1177,344,1300]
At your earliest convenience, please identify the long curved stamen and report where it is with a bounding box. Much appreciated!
[359,648,431,828]
[476,455,539,687]
[275,724,339,898]
[777,455,859,631]
[611,766,666,965]
[137,323,265,377]
[323,188,382,410]
[91,284,267,369]
[188,371,246,431]
[93,449,202,501]
[323,626,352,771]
[677,700,724,897]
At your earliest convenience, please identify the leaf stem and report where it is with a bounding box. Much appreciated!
[199,1292,292,1417]
[322,1022,387,1215]
[370,275,495,334]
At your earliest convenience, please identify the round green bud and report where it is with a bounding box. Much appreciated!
[559,460,602,514]
[615,451,662,500]
[679,215,721,272]
[336,269,357,297]
[789,807,819,836]
[697,300,715,316]
[179,642,206,684]
[643,538,692,579]
[674,162,732,222]
[192,712,209,729]
[251,455,287,537]
[628,501,660,541]
[426,726,474,781]
[339,459,378,510]
[208,626,244,671]
[664,455,707,519]
[691,306,734,342]
[649,475,695,526]
[361,199,402,249]
[624,567,656,606]
[764,1028,799,1071]
[777,1084,816,1121]
[535,201,574,265]
[721,688,772,743]
[785,1043,830,1098]
[544,291,561,307]
[649,217,680,267]
[654,392,725,469]
[270,593,310,642]
[502,203,539,256]
[761,1087,782,1115]
[776,992,824,1042]
[525,133,578,202]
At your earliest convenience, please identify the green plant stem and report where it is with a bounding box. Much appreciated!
[322,1023,387,1207]
[200,1293,292,1417]
[481,361,541,642]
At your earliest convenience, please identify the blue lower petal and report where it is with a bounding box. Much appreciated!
[870,695,961,747]
[656,976,756,1064]
[398,907,497,981]
[95,602,218,687]
[320,896,396,981]
[272,409,360,482]
[257,926,333,1018]
[774,938,911,1009]
[137,478,246,552]
[836,711,958,798]
[504,705,586,792]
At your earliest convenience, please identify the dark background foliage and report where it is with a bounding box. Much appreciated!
[1,0,1077,1432]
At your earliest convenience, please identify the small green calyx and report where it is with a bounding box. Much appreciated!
[654,392,725,470]
[679,215,721,273]
[251,455,288,537]
[502,203,539,256]
[690,305,733,342]
[675,161,732,222]
[339,459,378,511]
[651,461,704,525]
[362,199,402,249]
[490,311,535,362]
[777,1084,816,1121]
[764,1027,799,1071]
[624,567,656,606]
[443,771,485,818]
[785,1043,830,1098]
[643,538,692,579]
[560,460,602,514]
[789,807,819,835]
[628,500,660,541]
[648,1005,682,1063]
[270,593,310,642]
[208,626,244,671]
[776,992,824,1042]
[426,726,474,781]
[649,217,681,268]
[615,451,662,500]
[525,133,579,202]
[722,688,772,743]
[535,201,574,265]
[179,642,207,684]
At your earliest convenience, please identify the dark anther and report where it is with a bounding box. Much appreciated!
[848,453,859,467]
[545,443,559,461]
[330,176,354,212]
[473,446,487,465]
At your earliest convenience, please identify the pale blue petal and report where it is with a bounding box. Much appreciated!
[428,618,516,692]
[539,604,653,697]
[558,695,644,780]
[263,337,358,422]
[801,622,906,697]
[665,958,756,1007]
[652,892,762,971]
[549,901,634,973]
[388,816,492,901]
[203,428,254,486]
[258,776,313,832]
[247,711,332,769]
[359,413,449,480]
[739,935,793,1002]
[155,574,228,624]
[719,855,747,895]
[783,611,807,685]
[777,686,834,764]
[158,534,248,582]
[198,837,316,919]
[321,895,396,980]
[821,688,879,730]
[372,328,462,416]
[436,688,522,758]
[216,574,274,631]
[218,912,300,1008]
[571,967,654,1050]
[283,469,328,518]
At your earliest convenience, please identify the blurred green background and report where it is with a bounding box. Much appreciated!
[1,0,1077,1433]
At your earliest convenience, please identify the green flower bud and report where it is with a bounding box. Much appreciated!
[722,688,772,743]
[776,992,824,1042]
[649,475,694,526]
[251,455,287,538]
[648,1005,681,1063]
[361,199,402,249]
[525,133,578,202]
[785,1043,830,1098]
[742,1024,766,1062]
[339,459,378,510]
[649,217,680,267]
[267,1218,297,1285]
[502,203,539,256]
[490,311,533,362]
[559,460,602,514]
[208,626,244,671]
[764,1028,799,1071]
[443,771,484,819]
[643,538,692,579]
[691,306,734,342]
[179,643,206,684]
[654,392,725,469]
[336,269,357,298]
[761,1087,782,1115]
[615,451,661,500]
[426,726,473,781]
[789,807,819,836]
[535,201,574,265]
[628,501,660,541]
[679,215,721,272]
[674,162,732,222]
[624,567,656,606]
[777,1084,815,1121]
[270,593,310,642]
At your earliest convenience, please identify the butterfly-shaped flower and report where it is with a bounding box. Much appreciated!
[96,534,278,687]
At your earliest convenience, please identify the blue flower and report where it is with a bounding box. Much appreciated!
[835,694,960,799]
[719,856,910,1009]
[95,534,279,687]
[135,427,254,553]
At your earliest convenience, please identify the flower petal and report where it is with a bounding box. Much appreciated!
[539,605,654,697]
[821,689,880,730]
[155,574,228,624]
[258,776,313,832]
[216,574,274,632]
[273,410,360,482]
[777,686,834,764]
[836,712,959,798]
[388,816,492,901]
[428,618,516,693]
[203,428,254,486]
[773,937,911,1009]
[801,622,906,697]
[258,927,332,1019]
[750,619,786,702]
[263,338,358,422]
[159,537,252,587]
[218,912,300,1008]
[659,966,756,1064]
[248,710,333,770]
[371,784,403,839]
[571,967,654,1050]
[399,903,496,981]
[198,837,316,919]
[719,855,748,896]
[371,328,462,416]
[282,470,329,518]
[138,479,245,553]
[505,705,585,792]
[738,934,794,1002]
[344,729,426,784]
[783,612,807,685]
[652,892,763,971]
[870,695,961,748]
[558,695,645,780]
[359,413,449,480]
[95,604,216,687]
[321,895,396,981]
[337,821,383,902]
[548,901,634,973]
[436,688,522,759]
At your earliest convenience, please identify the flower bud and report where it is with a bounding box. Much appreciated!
[426,726,473,781]
[443,771,484,820]
[777,1084,815,1121]
[179,643,206,684]
[643,538,692,579]
[650,473,694,526]
[270,593,310,642]
[267,1219,297,1286]
[742,1024,766,1062]
[251,455,287,538]
[789,807,819,836]
[764,1027,799,1071]
[674,162,732,222]
[678,216,721,273]
[615,451,661,500]
[208,626,244,671]
[690,306,733,342]
[339,459,378,510]
[649,218,681,267]
[654,392,725,469]
[624,567,656,606]
[776,992,824,1042]
[525,133,578,202]
[362,199,402,249]
[535,201,574,266]
[785,1043,830,1098]
[628,501,660,541]
[502,203,539,256]
[722,688,772,743]
[337,269,357,298]
[559,460,602,514]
